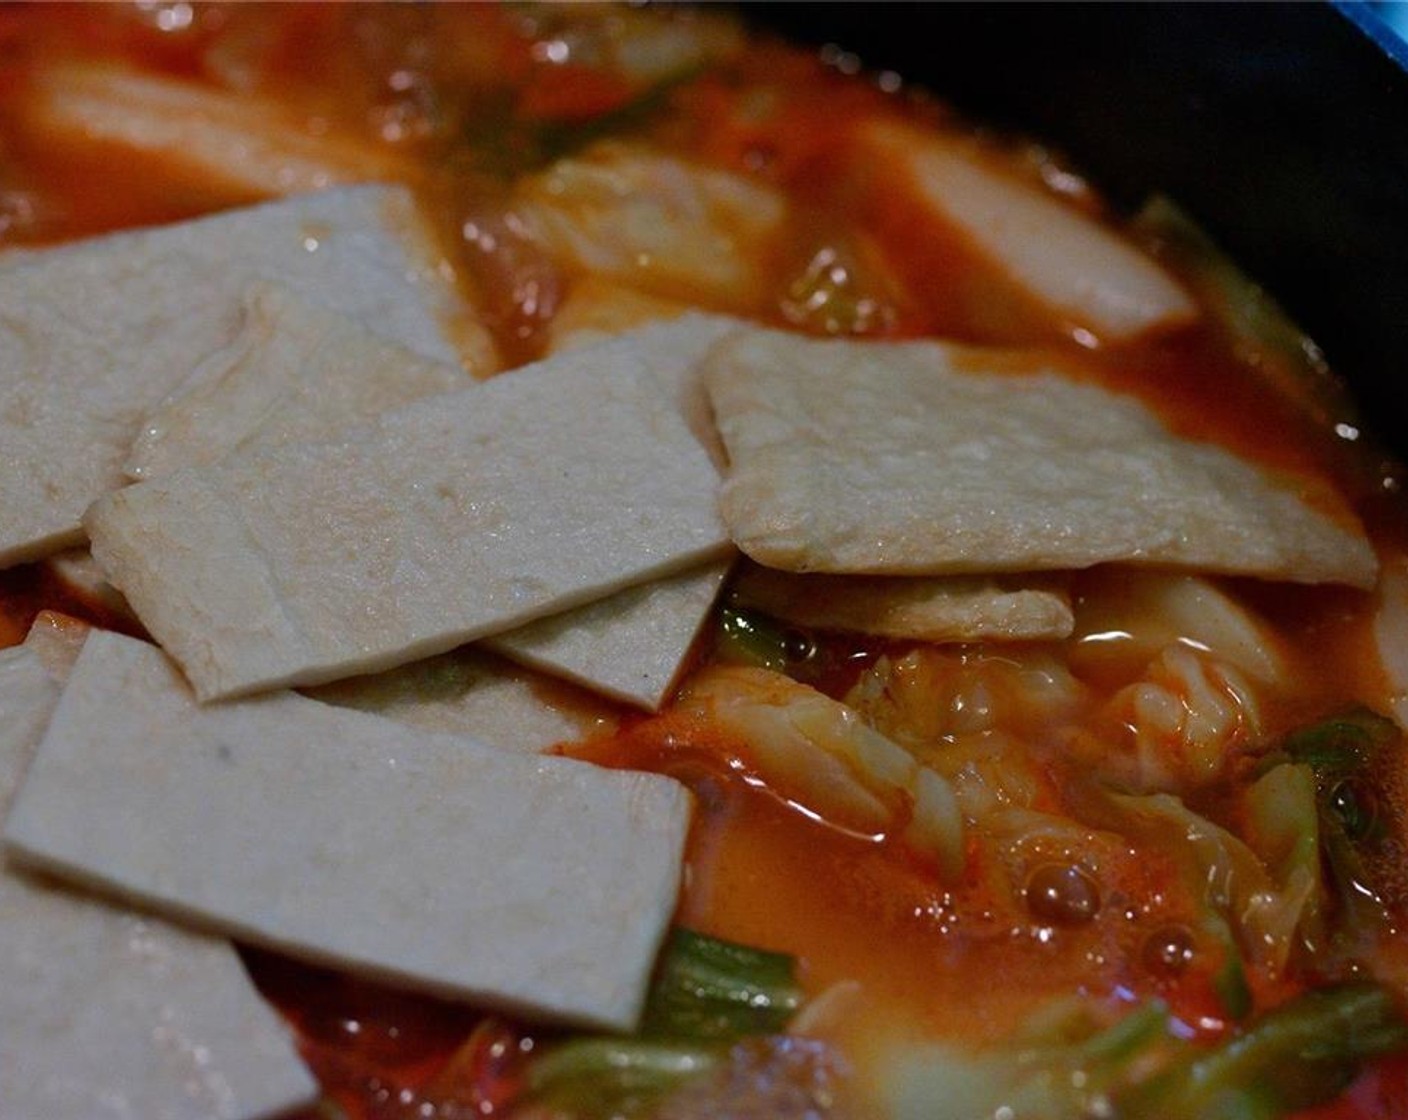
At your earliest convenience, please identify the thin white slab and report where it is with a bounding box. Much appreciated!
[547,276,696,355]
[307,645,622,754]
[127,283,473,480]
[5,631,693,1031]
[89,337,729,700]
[705,328,1378,588]
[730,563,1074,643]
[19,609,93,678]
[22,60,406,199]
[486,558,732,708]
[587,311,741,469]
[0,184,469,568]
[120,300,735,709]
[481,313,738,707]
[40,549,141,630]
[859,120,1197,343]
[0,643,318,1120]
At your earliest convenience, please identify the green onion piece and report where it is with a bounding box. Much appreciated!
[1131,195,1357,431]
[1274,707,1402,936]
[520,929,803,1116]
[714,604,815,674]
[641,927,803,1042]
[1210,917,1254,1023]
[525,1038,721,1120]
[1279,706,1399,779]
[1120,981,1408,1120]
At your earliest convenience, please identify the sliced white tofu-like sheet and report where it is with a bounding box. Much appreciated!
[729,563,1075,643]
[859,120,1198,343]
[706,328,1378,588]
[22,608,99,678]
[483,313,740,707]
[4,630,693,1031]
[584,311,742,469]
[123,302,737,709]
[486,557,732,709]
[0,642,317,1120]
[126,282,474,480]
[307,644,622,754]
[89,336,729,701]
[22,60,407,201]
[0,184,469,568]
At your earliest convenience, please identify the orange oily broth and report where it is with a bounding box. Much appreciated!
[1,4,1407,1118]
[568,708,1216,1039]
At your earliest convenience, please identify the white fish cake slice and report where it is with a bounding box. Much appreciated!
[570,310,742,469]
[22,60,406,200]
[127,283,474,480]
[20,609,94,678]
[41,549,140,628]
[547,276,697,355]
[4,630,693,1031]
[307,644,622,754]
[730,563,1074,643]
[486,558,732,709]
[0,643,318,1120]
[481,313,739,709]
[705,328,1378,588]
[88,340,729,701]
[122,301,736,709]
[0,184,472,568]
[858,120,1197,343]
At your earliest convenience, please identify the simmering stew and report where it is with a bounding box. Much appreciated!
[3,5,1408,1119]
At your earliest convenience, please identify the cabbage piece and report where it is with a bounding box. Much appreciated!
[1092,642,1265,793]
[884,999,1172,1120]
[1092,790,1313,981]
[679,666,965,877]
[884,983,1408,1120]
[1069,569,1289,687]
[1267,707,1408,939]
[513,5,743,88]
[513,142,787,307]
[1242,762,1327,966]
[845,647,1087,755]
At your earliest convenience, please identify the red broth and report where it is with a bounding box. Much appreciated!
[2,5,1406,1119]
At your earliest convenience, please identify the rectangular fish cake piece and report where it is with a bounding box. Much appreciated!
[483,312,740,708]
[88,336,729,701]
[0,642,317,1120]
[4,630,693,1031]
[307,644,623,754]
[705,328,1378,588]
[0,184,469,568]
[485,558,731,709]
[124,298,736,710]
[125,282,474,481]
[729,563,1074,643]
